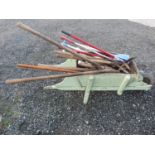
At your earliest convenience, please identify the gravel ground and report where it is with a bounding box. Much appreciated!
[0,19,155,135]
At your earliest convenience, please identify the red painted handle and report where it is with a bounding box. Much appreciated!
[61,36,75,44]
[73,50,97,57]
[61,35,103,58]
[71,34,115,59]
[62,31,115,59]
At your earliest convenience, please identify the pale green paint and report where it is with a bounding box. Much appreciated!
[44,59,152,104]
[117,75,131,95]
[83,75,94,104]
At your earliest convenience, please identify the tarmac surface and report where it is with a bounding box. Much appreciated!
[0,19,155,134]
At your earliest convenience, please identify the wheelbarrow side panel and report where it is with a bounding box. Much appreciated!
[44,59,152,104]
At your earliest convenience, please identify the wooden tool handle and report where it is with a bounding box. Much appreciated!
[17,22,103,69]
[17,22,62,49]
[5,78,35,84]
[17,64,89,72]
[5,69,118,84]
[56,50,112,64]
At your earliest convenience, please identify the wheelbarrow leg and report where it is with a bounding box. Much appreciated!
[117,75,131,95]
[83,75,94,104]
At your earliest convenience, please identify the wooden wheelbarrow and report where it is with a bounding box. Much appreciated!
[5,23,151,104]
[44,59,152,104]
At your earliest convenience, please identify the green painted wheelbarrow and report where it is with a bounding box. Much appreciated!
[44,59,152,104]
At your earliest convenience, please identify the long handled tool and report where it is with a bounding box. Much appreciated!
[61,40,98,57]
[61,30,115,59]
[16,22,103,69]
[56,50,129,73]
[5,69,119,84]
[17,64,90,72]
[55,50,112,65]
[61,31,130,61]
[61,36,110,59]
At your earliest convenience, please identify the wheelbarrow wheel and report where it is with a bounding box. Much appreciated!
[141,72,154,85]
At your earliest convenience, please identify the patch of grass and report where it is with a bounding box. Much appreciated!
[0,119,11,129]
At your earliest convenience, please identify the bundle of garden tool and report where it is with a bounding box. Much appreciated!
[5,22,135,84]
